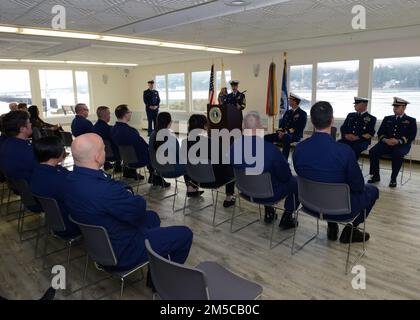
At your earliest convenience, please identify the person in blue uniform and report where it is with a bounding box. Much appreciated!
[264,93,307,160]
[368,97,417,188]
[71,103,93,137]
[293,101,379,243]
[143,80,160,137]
[339,97,377,160]
[93,106,122,172]
[65,133,193,271]
[110,104,169,186]
[0,111,37,183]
[30,136,80,238]
[223,80,246,117]
[231,112,299,227]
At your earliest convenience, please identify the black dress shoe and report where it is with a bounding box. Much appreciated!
[264,206,277,224]
[187,190,204,198]
[389,180,397,188]
[124,172,144,180]
[279,212,298,230]
[367,175,380,184]
[223,198,236,208]
[327,223,339,241]
[339,225,370,244]
[151,175,170,188]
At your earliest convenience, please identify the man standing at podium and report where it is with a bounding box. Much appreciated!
[223,80,246,111]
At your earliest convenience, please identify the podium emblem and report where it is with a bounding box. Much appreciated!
[209,106,222,124]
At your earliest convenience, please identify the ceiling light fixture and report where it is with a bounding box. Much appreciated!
[0,25,243,55]
[20,59,65,63]
[224,0,252,6]
[0,58,138,66]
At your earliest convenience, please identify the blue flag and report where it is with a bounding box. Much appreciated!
[279,54,289,127]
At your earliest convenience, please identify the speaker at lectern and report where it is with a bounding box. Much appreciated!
[207,104,243,132]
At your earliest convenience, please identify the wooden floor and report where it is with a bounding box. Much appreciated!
[1,159,420,300]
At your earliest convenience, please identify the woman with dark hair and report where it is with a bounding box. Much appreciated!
[186,114,236,207]
[30,136,80,238]
[151,112,203,197]
[28,105,62,133]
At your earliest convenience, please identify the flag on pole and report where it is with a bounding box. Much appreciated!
[221,58,227,89]
[265,62,277,117]
[279,52,289,126]
[209,64,215,105]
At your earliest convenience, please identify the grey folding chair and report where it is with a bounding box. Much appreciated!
[233,168,296,248]
[149,135,185,211]
[381,153,412,186]
[69,215,148,298]
[118,145,148,193]
[59,131,73,147]
[292,176,367,274]
[185,161,234,228]
[34,195,82,288]
[103,139,118,178]
[145,239,263,300]
[8,178,43,244]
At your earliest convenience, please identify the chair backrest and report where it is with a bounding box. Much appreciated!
[118,145,139,165]
[297,176,351,216]
[186,162,216,185]
[69,215,117,267]
[149,133,178,175]
[61,105,75,116]
[34,195,66,233]
[103,139,115,160]
[233,168,274,201]
[8,178,38,209]
[59,131,73,147]
[32,127,42,141]
[145,239,209,300]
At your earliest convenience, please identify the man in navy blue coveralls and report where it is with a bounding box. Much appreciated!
[71,103,93,137]
[293,101,379,243]
[231,111,299,228]
[65,133,192,272]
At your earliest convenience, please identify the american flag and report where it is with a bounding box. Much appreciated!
[208,64,215,105]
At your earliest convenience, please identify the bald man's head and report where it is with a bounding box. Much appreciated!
[72,133,106,169]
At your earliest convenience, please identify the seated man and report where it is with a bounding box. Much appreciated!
[368,97,417,188]
[65,133,193,271]
[339,97,377,160]
[71,103,93,137]
[0,111,37,183]
[30,136,80,238]
[231,112,299,227]
[110,104,169,186]
[293,101,379,243]
[265,93,307,159]
[93,106,122,172]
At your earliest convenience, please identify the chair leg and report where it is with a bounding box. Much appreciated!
[82,255,89,298]
[172,179,178,212]
[120,278,125,299]
[345,223,354,275]
[212,190,219,227]
[66,242,73,292]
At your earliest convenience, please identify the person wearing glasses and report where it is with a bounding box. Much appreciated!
[71,103,93,137]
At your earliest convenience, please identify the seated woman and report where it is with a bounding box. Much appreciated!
[218,87,228,105]
[30,136,80,238]
[186,114,235,207]
[28,105,63,135]
[151,112,203,197]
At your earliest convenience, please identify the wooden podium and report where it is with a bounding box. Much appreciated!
[207,104,243,132]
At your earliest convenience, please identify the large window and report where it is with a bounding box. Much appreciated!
[0,70,32,115]
[192,71,210,112]
[317,60,359,118]
[39,70,90,117]
[372,57,420,120]
[167,73,186,111]
[290,65,312,113]
[155,75,167,110]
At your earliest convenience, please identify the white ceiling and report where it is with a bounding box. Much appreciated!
[0,0,420,65]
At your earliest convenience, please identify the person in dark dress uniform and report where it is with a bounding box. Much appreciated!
[223,80,246,123]
[339,97,377,160]
[71,103,93,137]
[143,80,160,137]
[264,93,307,160]
[368,97,417,188]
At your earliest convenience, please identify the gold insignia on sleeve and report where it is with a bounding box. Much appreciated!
[402,137,408,144]
[362,134,372,139]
